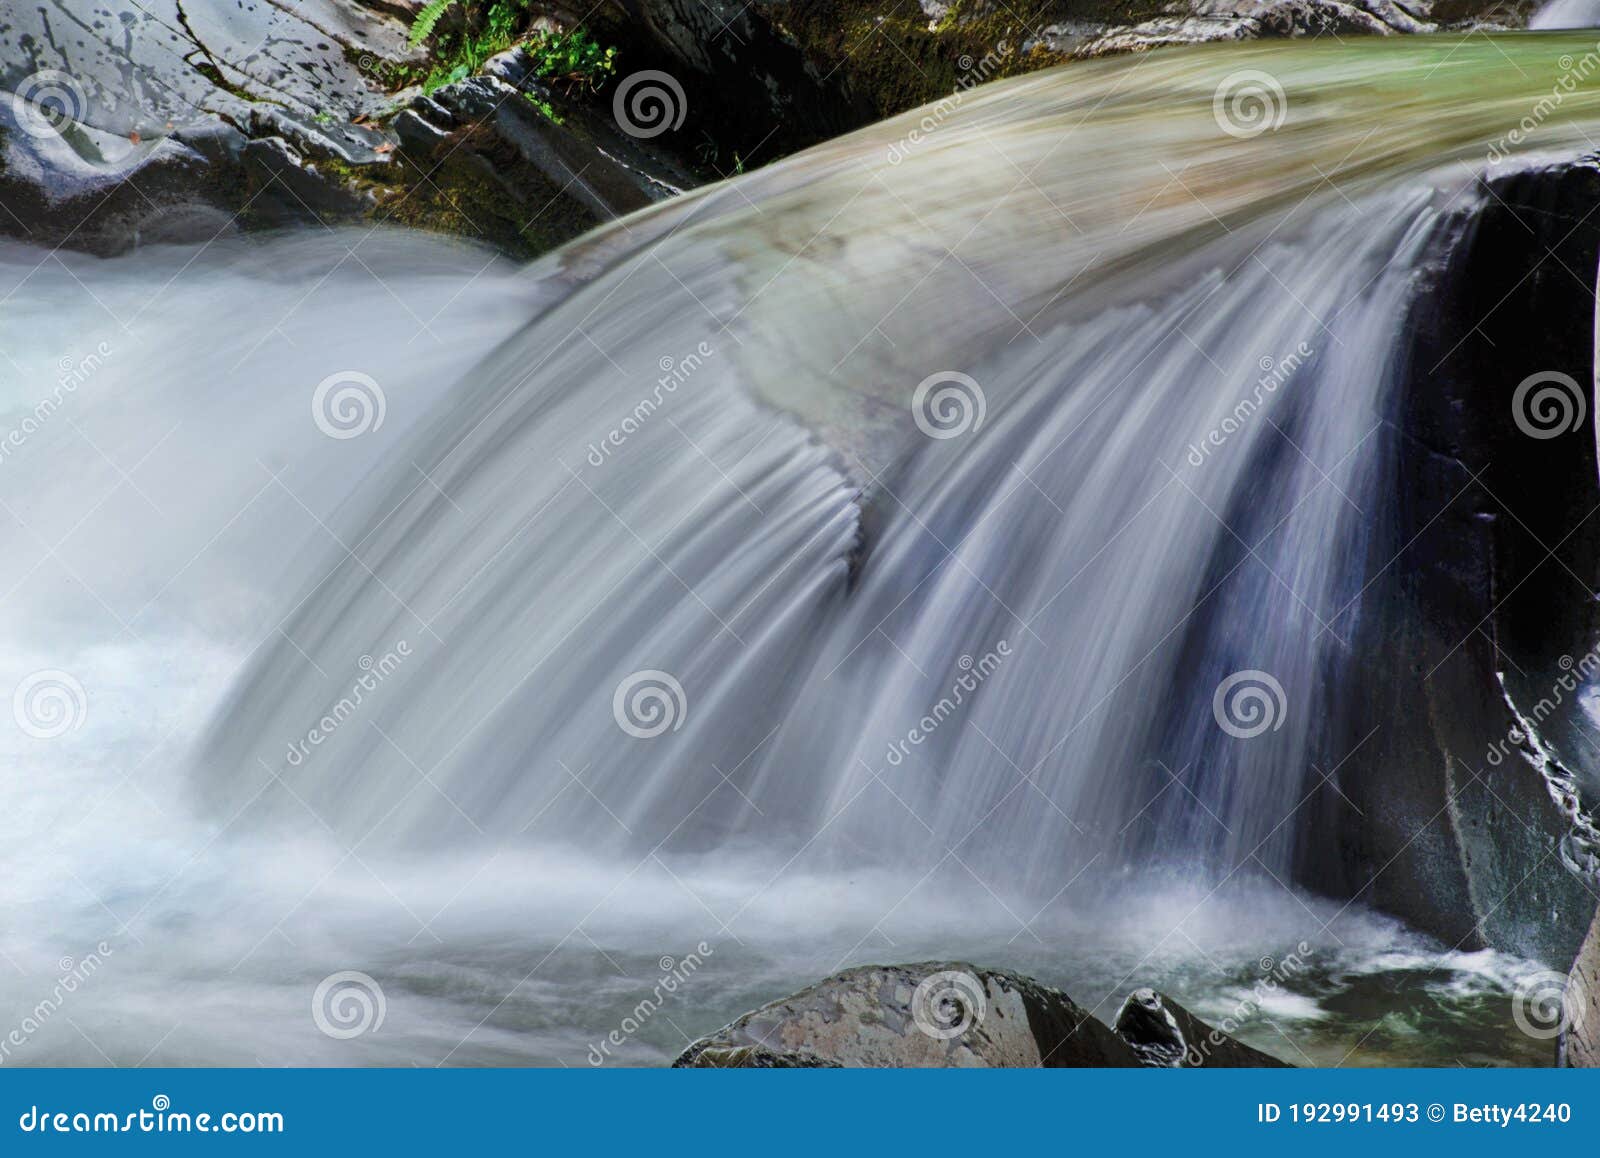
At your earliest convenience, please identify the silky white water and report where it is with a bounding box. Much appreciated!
[5,38,1600,1064]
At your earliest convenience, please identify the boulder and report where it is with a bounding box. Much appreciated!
[1562,906,1600,1066]
[676,962,1138,1067]
[675,962,1289,1068]
[0,1,689,256]
[0,0,417,250]
[1301,160,1600,966]
[1114,988,1288,1067]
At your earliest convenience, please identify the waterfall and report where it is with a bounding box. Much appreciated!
[191,42,1587,895]
[8,37,1600,1063]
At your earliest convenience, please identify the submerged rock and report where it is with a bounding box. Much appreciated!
[675,962,1288,1067]
[1115,988,1289,1067]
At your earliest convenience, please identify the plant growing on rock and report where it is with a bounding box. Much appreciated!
[409,2,617,98]
[525,29,617,94]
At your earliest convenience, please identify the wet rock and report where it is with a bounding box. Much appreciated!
[598,0,1494,163]
[674,961,1142,1067]
[0,0,1532,253]
[1562,906,1600,1066]
[240,137,375,220]
[362,65,688,252]
[1114,988,1290,1067]
[0,95,223,251]
[393,109,453,152]
[0,0,417,250]
[1305,159,1600,965]
[0,1,689,254]
[680,1044,845,1067]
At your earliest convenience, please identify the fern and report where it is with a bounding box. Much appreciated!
[408,0,458,46]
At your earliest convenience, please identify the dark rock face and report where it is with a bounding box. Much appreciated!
[1115,988,1289,1067]
[674,962,1287,1067]
[597,0,1524,163]
[1295,160,1600,966]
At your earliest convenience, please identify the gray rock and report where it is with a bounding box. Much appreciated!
[1562,906,1600,1066]
[0,0,416,249]
[240,137,374,220]
[0,2,698,255]
[392,109,453,153]
[1115,988,1289,1067]
[417,70,690,215]
[676,962,1140,1067]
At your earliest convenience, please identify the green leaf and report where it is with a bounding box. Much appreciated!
[408,0,458,47]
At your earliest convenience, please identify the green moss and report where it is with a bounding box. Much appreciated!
[779,0,1077,121]
[522,92,565,125]
[315,131,594,258]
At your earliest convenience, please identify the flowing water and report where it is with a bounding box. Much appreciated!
[3,35,1600,1066]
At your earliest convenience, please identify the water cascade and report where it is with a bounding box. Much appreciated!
[4,37,1600,1064]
